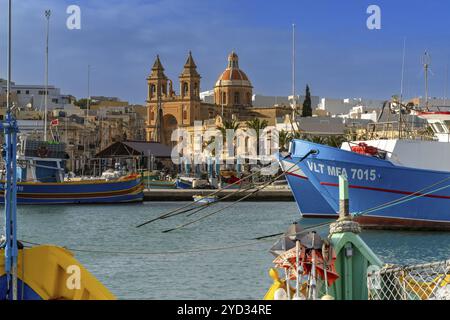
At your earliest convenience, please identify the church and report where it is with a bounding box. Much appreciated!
[145,51,291,145]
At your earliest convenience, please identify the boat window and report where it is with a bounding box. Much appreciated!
[444,120,450,131]
[433,122,445,133]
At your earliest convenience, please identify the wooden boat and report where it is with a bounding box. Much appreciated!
[0,139,144,204]
[0,245,115,300]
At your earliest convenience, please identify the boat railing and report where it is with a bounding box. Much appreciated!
[368,259,450,300]
[365,121,433,141]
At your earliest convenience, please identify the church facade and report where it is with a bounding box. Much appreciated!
[145,51,291,145]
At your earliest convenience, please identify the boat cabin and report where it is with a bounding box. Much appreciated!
[418,111,450,142]
[16,139,67,183]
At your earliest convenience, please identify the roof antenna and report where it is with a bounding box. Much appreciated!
[421,51,432,111]
[399,37,406,106]
[291,23,296,120]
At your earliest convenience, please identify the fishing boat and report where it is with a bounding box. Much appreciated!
[0,139,144,204]
[279,111,450,230]
[192,194,218,204]
[1,1,114,299]
[176,176,210,189]
[141,171,176,189]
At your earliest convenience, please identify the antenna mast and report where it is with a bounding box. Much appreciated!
[44,9,51,141]
[400,38,406,104]
[445,63,448,106]
[291,23,296,120]
[422,51,431,110]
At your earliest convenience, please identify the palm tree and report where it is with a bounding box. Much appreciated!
[217,119,240,138]
[246,118,268,155]
[277,130,291,152]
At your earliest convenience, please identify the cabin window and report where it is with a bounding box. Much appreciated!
[433,122,445,133]
[444,120,450,131]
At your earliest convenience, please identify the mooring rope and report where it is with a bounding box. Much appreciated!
[136,161,277,228]
[161,151,318,233]
[18,219,333,256]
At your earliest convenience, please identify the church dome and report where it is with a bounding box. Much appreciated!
[215,52,252,88]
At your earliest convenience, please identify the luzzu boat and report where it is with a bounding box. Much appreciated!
[0,113,115,300]
[279,111,450,230]
[0,245,115,300]
[1,3,115,300]
[0,139,144,205]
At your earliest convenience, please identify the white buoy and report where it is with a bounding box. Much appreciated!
[274,288,288,300]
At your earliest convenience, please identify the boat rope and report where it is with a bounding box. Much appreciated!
[17,219,332,256]
[18,238,271,255]
[136,150,315,228]
[136,162,273,228]
[161,151,318,233]
[144,179,259,225]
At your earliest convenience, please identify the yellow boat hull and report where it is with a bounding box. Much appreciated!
[1,245,115,300]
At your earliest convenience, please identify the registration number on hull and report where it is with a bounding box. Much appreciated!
[306,161,377,181]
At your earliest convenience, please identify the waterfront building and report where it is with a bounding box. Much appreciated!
[0,78,73,110]
[317,97,384,116]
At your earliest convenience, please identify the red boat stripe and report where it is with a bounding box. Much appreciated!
[320,182,450,200]
[286,172,308,180]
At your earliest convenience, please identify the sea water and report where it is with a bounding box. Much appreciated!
[4,202,450,299]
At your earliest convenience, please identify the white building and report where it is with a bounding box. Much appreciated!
[0,78,72,110]
[253,94,320,109]
[336,105,379,122]
[317,97,384,116]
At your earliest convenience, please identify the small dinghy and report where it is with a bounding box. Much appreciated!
[192,195,218,204]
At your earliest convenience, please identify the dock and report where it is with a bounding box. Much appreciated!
[143,188,294,201]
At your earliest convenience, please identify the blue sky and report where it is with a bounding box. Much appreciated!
[1,0,450,104]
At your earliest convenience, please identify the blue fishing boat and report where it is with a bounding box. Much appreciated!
[280,112,450,230]
[0,139,144,204]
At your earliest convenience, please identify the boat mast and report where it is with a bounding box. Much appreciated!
[44,10,51,141]
[87,64,91,115]
[291,23,296,122]
[445,63,448,107]
[399,38,406,139]
[422,51,431,111]
[5,0,19,300]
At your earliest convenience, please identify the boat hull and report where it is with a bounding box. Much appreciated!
[281,140,450,230]
[0,175,144,204]
[1,245,116,300]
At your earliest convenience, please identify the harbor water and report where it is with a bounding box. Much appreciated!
[5,202,450,299]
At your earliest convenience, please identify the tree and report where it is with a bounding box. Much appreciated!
[246,118,268,155]
[302,85,312,117]
[277,130,291,152]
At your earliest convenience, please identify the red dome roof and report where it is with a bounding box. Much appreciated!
[215,52,252,88]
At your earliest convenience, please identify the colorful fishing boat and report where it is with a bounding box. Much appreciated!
[0,3,115,300]
[141,171,177,189]
[280,110,450,230]
[0,139,144,204]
